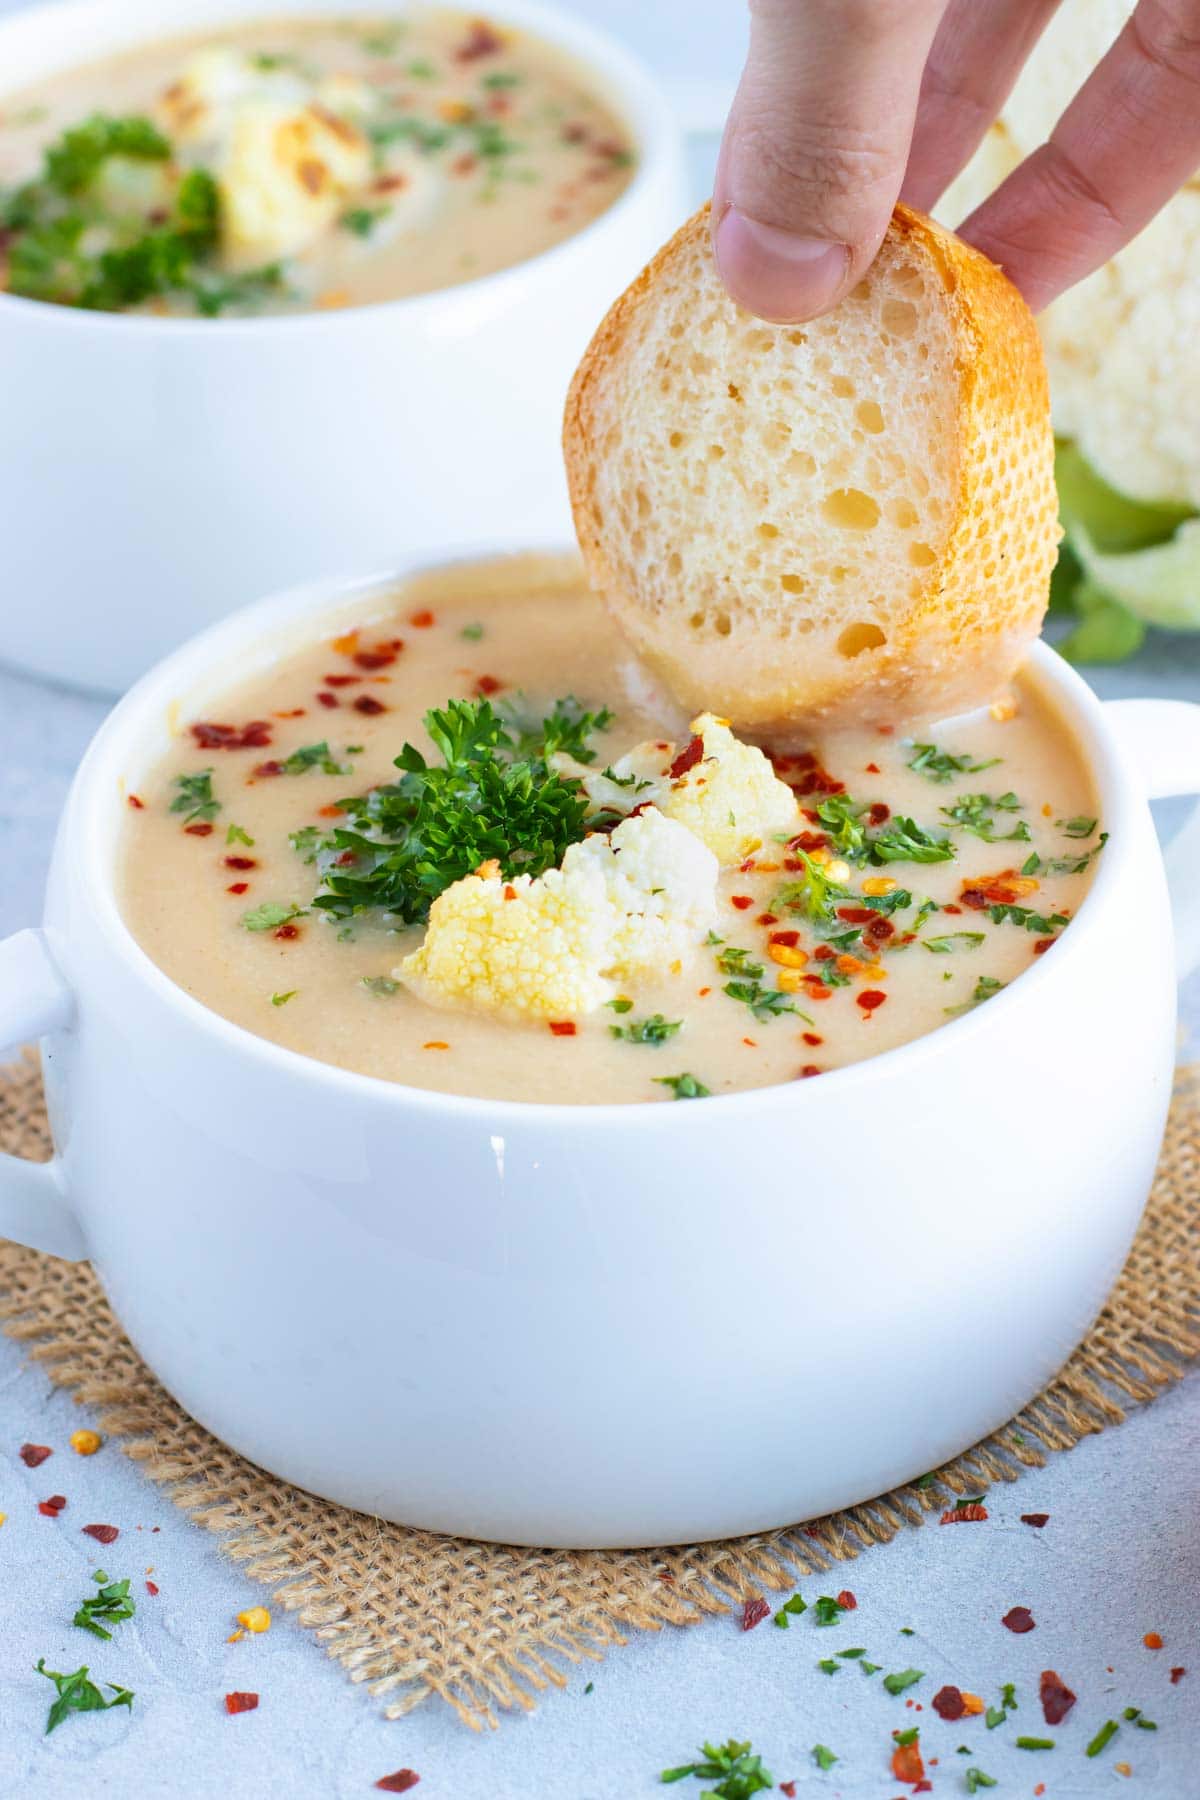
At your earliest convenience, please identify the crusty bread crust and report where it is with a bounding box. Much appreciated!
[563,203,1058,739]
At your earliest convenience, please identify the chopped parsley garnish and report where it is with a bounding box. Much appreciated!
[289,825,322,864]
[226,823,255,847]
[1086,1719,1120,1757]
[812,1744,838,1771]
[1061,815,1098,838]
[773,1593,807,1627]
[723,978,798,1021]
[982,903,1069,934]
[73,1571,135,1641]
[811,1595,846,1627]
[941,791,1031,843]
[923,932,986,953]
[836,1647,866,1658]
[860,1660,882,1675]
[661,1740,773,1795]
[985,1706,1006,1730]
[310,697,608,925]
[1000,1682,1018,1710]
[775,848,850,928]
[610,1014,682,1046]
[1021,834,1108,877]
[281,741,354,777]
[945,975,1006,1015]
[170,769,219,824]
[814,793,953,865]
[270,990,298,1007]
[883,1668,924,1695]
[362,976,399,997]
[242,901,304,932]
[500,694,614,764]
[460,622,485,641]
[817,1658,840,1674]
[894,1727,919,1747]
[870,816,955,863]
[1,122,281,314]
[606,997,633,1014]
[907,743,1001,784]
[341,204,390,238]
[35,1659,134,1734]
[965,1771,998,1793]
[654,1073,711,1101]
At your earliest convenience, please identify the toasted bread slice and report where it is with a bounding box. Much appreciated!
[564,203,1058,738]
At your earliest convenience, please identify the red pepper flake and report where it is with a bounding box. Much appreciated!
[316,691,339,708]
[19,1443,52,1467]
[779,1785,797,1799]
[252,760,285,778]
[476,674,503,696]
[1039,1668,1076,1725]
[191,720,273,750]
[273,708,306,720]
[1021,1512,1050,1528]
[868,802,891,825]
[865,761,881,774]
[548,1021,577,1037]
[1144,1631,1164,1649]
[913,1783,932,1795]
[769,929,801,948]
[940,1502,988,1523]
[1170,1666,1186,1684]
[274,923,300,941]
[932,1685,965,1720]
[837,906,877,924]
[741,1596,770,1631]
[1032,937,1055,955]
[145,1580,159,1596]
[798,1065,822,1078]
[668,735,705,781]
[787,830,829,852]
[317,803,343,818]
[81,1523,119,1545]
[756,912,778,926]
[865,916,895,945]
[227,883,249,895]
[224,856,257,871]
[184,822,214,837]
[409,609,435,628]
[224,1692,259,1715]
[805,982,832,1001]
[730,895,754,911]
[354,649,397,670]
[802,1032,824,1046]
[375,1774,420,1795]
[323,673,360,687]
[891,1736,925,1783]
[127,793,145,809]
[354,694,387,715]
[857,990,887,1013]
[455,17,503,57]
[942,902,963,916]
[1034,1786,1045,1798]
[1003,1605,1036,1633]
[38,1495,67,1516]
[836,1589,857,1610]
[813,945,835,960]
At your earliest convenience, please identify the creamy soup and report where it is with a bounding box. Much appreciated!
[119,556,1104,1105]
[0,11,634,315]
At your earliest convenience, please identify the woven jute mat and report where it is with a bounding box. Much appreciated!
[2,1053,1198,1731]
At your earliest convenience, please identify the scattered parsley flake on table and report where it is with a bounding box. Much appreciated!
[35,1660,133,1734]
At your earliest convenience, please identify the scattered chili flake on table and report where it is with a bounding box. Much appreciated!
[1039,1669,1076,1724]
[224,1691,259,1715]
[932,1686,966,1720]
[779,1783,797,1798]
[1170,1666,1186,1683]
[38,1495,67,1517]
[1002,1606,1036,1633]
[836,1589,857,1610]
[19,1443,52,1467]
[741,1597,770,1632]
[81,1524,119,1546]
[1144,1631,1164,1649]
[890,1728,924,1783]
[1020,1512,1049,1528]
[376,1772,420,1794]
[145,1581,159,1596]
[940,1502,988,1523]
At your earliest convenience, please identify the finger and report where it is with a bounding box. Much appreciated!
[960,0,1200,312]
[901,0,1064,213]
[713,0,948,322]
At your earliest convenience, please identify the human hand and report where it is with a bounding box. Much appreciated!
[713,0,1200,320]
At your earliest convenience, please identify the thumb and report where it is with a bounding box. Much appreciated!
[714,0,947,321]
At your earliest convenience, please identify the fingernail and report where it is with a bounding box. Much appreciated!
[714,208,850,321]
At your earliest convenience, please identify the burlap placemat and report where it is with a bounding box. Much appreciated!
[2,1053,1198,1731]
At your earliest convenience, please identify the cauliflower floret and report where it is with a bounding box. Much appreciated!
[398,808,718,1022]
[160,48,375,265]
[938,0,1200,509]
[560,713,797,864]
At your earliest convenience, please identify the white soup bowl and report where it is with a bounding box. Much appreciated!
[2,548,1200,1547]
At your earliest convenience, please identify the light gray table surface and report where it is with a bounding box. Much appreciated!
[3,2,1200,1794]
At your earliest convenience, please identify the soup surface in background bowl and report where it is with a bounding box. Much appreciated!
[118,556,1106,1104]
[0,8,635,314]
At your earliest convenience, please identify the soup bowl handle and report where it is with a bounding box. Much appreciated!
[0,929,86,1260]
[1105,698,1200,981]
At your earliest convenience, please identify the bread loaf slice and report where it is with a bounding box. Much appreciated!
[563,203,1058,738]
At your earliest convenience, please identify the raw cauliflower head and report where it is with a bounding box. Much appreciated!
[938,0,1200,509]
[398,808,719,1023]
[560,713,798,864]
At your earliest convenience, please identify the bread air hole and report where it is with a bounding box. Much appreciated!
[780,574,806,595]
[856,400,885,433]
[837,621,887,658]
[909,540,937,567]
[822,487,881,530]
